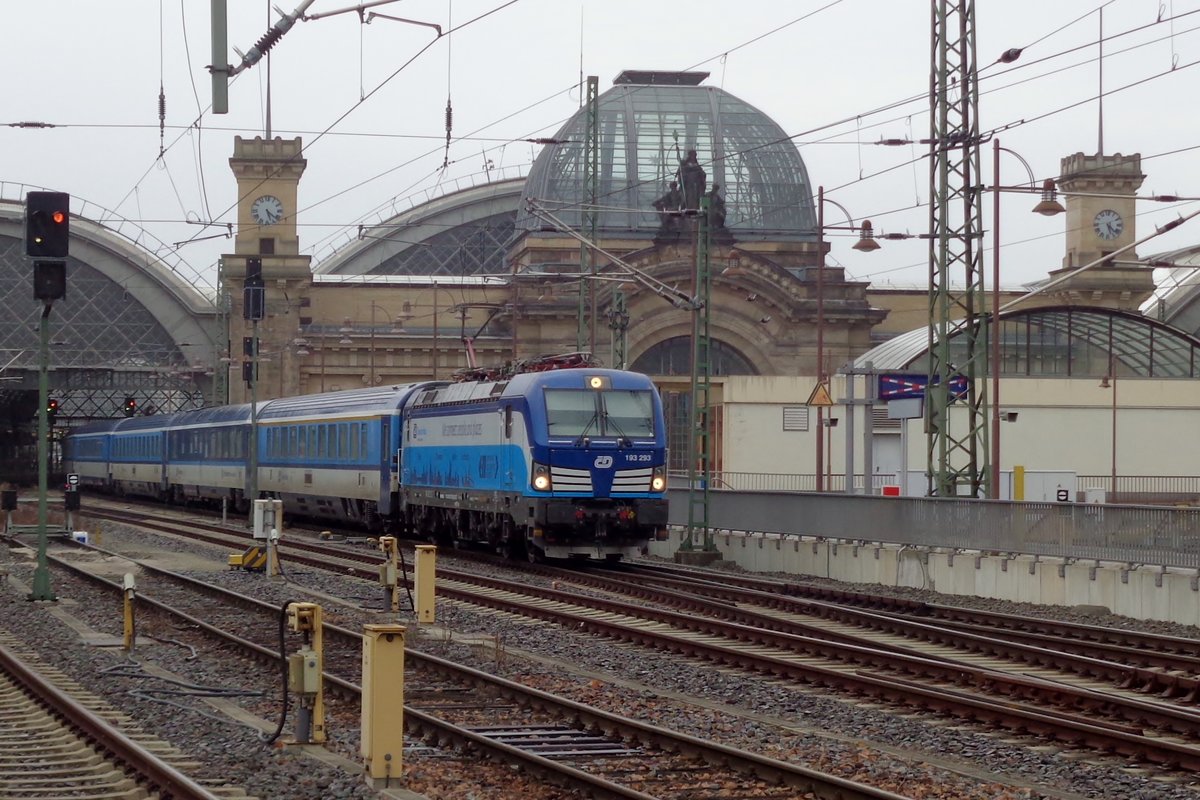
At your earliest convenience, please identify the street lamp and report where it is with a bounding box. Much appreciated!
[822,416,839,489]
[367,302,409,385]
[815,186,881,491]
[989,139,1064,498]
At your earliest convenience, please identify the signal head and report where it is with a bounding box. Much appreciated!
[25,191,70,258]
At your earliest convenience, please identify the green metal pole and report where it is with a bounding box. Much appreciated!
[248,319,258,521]
[30,303,55,601]
[684,198,713,552]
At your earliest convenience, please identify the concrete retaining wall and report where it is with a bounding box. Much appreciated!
[650,528,1200,627]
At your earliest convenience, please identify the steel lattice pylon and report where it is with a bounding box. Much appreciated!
[926,0,989,497]
[577,76,600,353]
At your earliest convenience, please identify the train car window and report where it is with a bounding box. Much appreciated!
[349,425,358,460]
[339,424,349,458]
[505,405,513,439]
[360,424,368,461]
[298,426,306,458]
[603,390,656,438]
[544,390,597,436]
[308,426,317,458]
[318,425,326,459]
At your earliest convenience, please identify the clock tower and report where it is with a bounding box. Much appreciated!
[224,136,313,402]
[1045,152,1153,310]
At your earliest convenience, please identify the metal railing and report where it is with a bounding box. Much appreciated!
[670,471,898,493]
[666,488,1200,570]
[1078,475,1200,506]
[673,471,1200,506]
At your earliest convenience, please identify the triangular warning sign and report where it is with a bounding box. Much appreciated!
[806,381,834,407]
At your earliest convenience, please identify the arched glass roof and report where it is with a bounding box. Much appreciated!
[854,306,1200,378]
[517,71,817,240]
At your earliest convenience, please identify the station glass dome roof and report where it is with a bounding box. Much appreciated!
[516,70,818,240]
[854,306,1200,378]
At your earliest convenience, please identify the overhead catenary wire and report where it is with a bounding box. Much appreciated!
[11,0,1200,291]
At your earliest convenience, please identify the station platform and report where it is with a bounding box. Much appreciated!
[653,526,1200,628]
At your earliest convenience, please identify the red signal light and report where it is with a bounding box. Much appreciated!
[51,211,65,224]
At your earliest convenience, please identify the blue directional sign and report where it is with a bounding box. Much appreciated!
[879,373,968,400]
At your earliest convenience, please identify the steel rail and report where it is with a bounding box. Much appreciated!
[0,640,226,800]
[8,530,907,800]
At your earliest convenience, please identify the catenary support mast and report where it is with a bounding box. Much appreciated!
[927,0,988,497]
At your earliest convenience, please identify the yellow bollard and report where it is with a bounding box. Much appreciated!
[122,573,136,651]
[361,624,405,787]
[414,545,436,624]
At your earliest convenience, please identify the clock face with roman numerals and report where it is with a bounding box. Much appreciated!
[251,195,284,225]
[1093,209,1124,240]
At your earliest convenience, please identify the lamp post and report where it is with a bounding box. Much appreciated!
[823,416,839,489]
[365,302,408,386]
[815,186,879,491]
[1099,357,1117,501]
[990,139,1065,498]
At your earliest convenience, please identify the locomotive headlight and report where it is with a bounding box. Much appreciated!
[532,462,552,491]
[651,466,666,492]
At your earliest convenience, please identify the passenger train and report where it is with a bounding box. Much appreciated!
[63,357,669,561]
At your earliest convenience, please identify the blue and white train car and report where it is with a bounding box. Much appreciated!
[165,404,253,506]
[62,419,121,490]
[255,384,435,528]
[401,367,669,561]
[109,414,173,498]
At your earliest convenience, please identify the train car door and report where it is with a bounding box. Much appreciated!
[378,416,393,515]
[502,404,514,484]
[159,430,169,495]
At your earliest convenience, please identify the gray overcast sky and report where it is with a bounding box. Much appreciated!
[3,1,1199,296]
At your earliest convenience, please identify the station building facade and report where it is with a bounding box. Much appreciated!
[4,70,1200,493]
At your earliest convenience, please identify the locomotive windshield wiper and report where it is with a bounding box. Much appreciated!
[575,409,600,445]
[602,411,631,448]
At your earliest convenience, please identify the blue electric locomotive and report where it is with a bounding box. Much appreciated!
[401,364,669,561]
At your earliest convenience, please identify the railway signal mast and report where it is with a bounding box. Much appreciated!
[25,190,71,601]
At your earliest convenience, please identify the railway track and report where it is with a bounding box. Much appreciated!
[64,504,1200,773]
[615,560,1200,685]
[66,501,1200,777]
[0,630,253,800]
[4,525,909,800]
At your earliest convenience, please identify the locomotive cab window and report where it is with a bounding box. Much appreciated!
[602,390,655,438]
[544,389,655,438]
[545,390,596,436]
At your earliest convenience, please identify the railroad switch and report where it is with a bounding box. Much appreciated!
[378,536,401,613]
[285,602,325,745]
